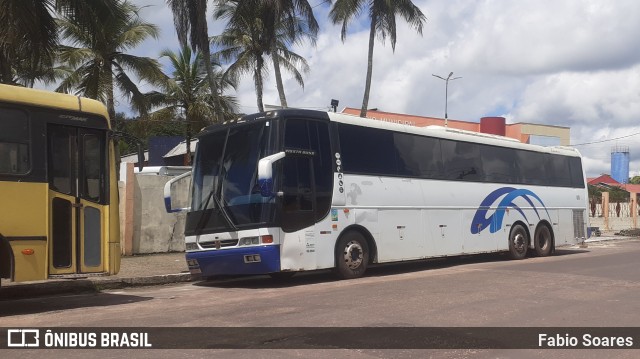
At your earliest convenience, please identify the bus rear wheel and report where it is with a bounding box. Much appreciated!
[508,224,528,260]
[334,231,369,279]
[534,224,553,257]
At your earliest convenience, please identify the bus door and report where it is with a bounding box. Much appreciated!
[48,125,106,276]
[279,119,333,270]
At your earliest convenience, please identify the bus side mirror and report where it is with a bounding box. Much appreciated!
[164,171,192,213]
[257,152,286,197]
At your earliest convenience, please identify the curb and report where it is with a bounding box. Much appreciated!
[584,236,640,244]
[0,273,193,300]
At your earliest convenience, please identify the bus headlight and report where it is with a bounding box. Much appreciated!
[185,242,199,251]
[241,237,260,245]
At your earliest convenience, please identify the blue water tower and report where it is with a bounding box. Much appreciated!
[611,146,630,184]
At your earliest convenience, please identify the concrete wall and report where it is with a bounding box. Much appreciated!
[589,217,637,231]
[133,174,190,253]
[119,163,191,254]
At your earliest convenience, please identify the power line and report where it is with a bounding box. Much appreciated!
[312,1,330,9]
[572,131,640,146]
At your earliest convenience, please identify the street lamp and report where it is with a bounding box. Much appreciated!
[432,72,462,127]
[330,99,339,113]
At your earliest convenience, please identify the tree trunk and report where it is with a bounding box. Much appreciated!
[360,13,377,118]
[255,55,265,113]
[273,55,288,108]
[202,48,219,113]
[105,62,116,127]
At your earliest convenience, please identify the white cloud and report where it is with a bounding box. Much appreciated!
[115,0,640,177]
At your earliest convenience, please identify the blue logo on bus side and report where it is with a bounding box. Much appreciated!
[471,187,549,234]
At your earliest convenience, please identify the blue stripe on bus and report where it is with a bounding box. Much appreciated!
[470,187,549,234]
[186,245,281,276]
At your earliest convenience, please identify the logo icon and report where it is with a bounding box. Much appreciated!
[471,187,549,234]
[7,329,40,348]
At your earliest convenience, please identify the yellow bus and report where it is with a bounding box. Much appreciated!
[0,84,125,286]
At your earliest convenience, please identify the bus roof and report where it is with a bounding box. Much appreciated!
[0,84,110,124]
[202,108,581,158]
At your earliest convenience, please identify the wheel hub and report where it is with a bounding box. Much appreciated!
[343,241,363,269]
[514,233,526,253]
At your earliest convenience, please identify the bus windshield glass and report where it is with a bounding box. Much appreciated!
[190,121,275,232]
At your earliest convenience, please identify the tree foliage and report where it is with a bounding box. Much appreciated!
[56,1,165,120]
[330,0,426,117]
[588,184,630,203]
[213,0,315,112]
[0,0,125,86]
[145,46,238,162]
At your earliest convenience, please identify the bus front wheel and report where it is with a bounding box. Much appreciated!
[334,231,369,279]
[508,224,528,260]
[534,224,553,257]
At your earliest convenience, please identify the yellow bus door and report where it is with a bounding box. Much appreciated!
[48,125,106,277]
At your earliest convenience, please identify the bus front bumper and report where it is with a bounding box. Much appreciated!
[186,245,281,277]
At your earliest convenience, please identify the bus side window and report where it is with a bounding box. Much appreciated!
[0,142,29,174]
[81,133,103,202]
[441,140,483,181]
[0,108,30,175]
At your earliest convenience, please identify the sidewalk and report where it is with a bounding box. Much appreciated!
[0,252,191,300]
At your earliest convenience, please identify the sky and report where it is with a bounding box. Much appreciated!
[125,0,640,179]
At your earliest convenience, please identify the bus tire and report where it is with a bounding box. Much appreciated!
[508,224,528,260]
[534,224,553,257]
[334,231,369,279]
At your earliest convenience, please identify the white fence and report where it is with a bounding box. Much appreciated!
[588,194,639,231]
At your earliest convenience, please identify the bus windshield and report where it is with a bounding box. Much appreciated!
[190,120,275,233]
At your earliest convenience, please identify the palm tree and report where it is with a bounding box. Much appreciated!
[215,0,319,108]
[0,0,124,86]
[0,0,57,85]
[146,46,238,164]
[213,1,313,112]
[55,1,165,119]
[166,0,220,100]
[330,0,426,117]
[270,14,313,107]
[212,4,269,113]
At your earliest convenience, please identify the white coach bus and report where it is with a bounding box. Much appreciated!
[165,109,587,279]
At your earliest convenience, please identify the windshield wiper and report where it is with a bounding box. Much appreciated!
[210,192,238,231]
[194,188,215,235]
[194,184,238,235]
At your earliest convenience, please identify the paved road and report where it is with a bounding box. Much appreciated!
[2,239,640,358]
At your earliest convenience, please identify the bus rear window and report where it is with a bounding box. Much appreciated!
[0,108,30,175]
